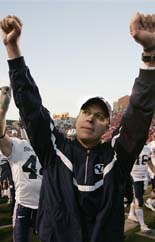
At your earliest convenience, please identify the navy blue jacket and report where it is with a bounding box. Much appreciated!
[8,57,155,242]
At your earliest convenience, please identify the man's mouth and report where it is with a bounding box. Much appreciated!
[81,126,94,131]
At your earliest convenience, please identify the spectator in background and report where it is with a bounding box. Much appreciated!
[0,153,15,215]
[66,128,76,140]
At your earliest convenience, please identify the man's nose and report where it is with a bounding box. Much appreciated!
[86,113,95,122]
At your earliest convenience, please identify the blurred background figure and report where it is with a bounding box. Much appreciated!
[66,128,76,140]
[128,144,155,233]
[145,140,155,211]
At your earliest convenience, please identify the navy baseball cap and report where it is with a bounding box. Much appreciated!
[80,96,112,119]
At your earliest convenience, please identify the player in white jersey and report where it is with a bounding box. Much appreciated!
[0,86,42,242]
[145,140,155,211]
[128,144,155,233]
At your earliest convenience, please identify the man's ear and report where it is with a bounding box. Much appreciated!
[75,115,79,128]
[107,124,111,131]
[104,119,110,132]
[105,117,110,127]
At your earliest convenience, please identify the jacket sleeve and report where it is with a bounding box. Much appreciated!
[112,69,155,176]
[8,57,66,168]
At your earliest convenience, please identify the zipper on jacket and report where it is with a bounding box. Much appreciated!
[84,150,90,184]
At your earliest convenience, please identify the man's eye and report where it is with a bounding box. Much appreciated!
[95,114,105,121]
[83,110,90,115]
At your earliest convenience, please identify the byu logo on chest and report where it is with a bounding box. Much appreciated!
[94,164,104,175]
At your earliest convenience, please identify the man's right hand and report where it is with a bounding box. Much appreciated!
[0,15,22,46]
[0,15,22,58]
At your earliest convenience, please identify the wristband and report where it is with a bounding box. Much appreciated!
[142,53,155,62]
[144,46,155,52]
[0,129,6,139]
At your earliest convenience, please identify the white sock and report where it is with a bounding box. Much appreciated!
[129,202,135,216]
[135,208,145,226]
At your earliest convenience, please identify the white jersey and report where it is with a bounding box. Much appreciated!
[8,137,42,209]
[148,141,155,179]
[131,145,151,182]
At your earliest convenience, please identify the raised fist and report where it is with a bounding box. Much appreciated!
[130,13,155,49]
[0,15,22,46]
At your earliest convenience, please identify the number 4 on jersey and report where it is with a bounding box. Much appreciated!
[22,155,37,179]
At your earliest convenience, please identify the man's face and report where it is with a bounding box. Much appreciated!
[76,104,109,148]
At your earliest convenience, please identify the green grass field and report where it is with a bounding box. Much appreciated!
[125,207,155,242]
[0,201,12,226]
[0,196,155,242]
[0,227,39,242]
